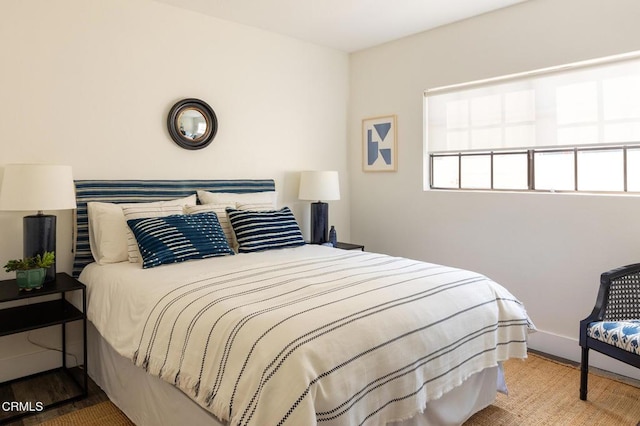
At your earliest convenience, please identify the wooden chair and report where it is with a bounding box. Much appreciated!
[579,263,640,400]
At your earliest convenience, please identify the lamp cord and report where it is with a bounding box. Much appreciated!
[26,332,81,369]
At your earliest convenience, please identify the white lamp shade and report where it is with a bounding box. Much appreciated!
[298,171,340,201]
[0,164,77,211]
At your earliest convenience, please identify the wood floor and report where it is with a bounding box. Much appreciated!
[0,368,108,426]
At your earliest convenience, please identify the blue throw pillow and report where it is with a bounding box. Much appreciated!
[226,207,305,253]
[126,212,233,268]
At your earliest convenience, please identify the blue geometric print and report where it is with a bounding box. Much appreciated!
[367,129,378,165]
[380,149,392,164]
[374,122,391,141]
[367,121,393,166]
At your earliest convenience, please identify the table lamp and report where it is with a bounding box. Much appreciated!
[0,164,77,283]
[298,171,340,244]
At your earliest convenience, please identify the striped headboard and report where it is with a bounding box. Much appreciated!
[72,179,276,277]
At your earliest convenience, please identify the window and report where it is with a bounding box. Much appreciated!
[425,52,640,193]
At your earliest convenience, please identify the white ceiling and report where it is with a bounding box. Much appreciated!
[152,0,527,52]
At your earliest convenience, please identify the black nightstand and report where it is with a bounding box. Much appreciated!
[0,272,87,423]
[334,242,365,251]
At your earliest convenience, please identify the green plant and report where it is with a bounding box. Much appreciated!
[4,251,55,272]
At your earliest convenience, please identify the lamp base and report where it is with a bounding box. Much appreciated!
[24,214,56,283]
[310,202,328,244]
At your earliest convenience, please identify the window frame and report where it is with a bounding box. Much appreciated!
[429,143,639,194]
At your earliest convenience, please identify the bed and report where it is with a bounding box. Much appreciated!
[73,179,534,426]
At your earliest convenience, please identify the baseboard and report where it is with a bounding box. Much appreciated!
[528,329,640,381]
[0,340,84,383]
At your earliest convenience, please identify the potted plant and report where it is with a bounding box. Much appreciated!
[4,251,55,291]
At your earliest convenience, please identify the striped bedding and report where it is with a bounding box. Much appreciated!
[80,244,534,426]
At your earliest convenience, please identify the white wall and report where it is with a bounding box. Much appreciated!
[349,0,640,379]
[0,0,349,380]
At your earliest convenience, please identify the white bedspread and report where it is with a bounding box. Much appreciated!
[80,245,534,426]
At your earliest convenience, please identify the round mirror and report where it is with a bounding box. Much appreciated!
[167,98,218,150]
[177,109,207,140]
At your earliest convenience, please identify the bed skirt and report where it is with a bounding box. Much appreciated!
[87,323,501,426]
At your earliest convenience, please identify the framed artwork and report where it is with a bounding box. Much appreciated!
[362,115,397,172]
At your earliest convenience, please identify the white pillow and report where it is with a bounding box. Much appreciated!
[121,195,197,263]
[196,190,277,210]
[87,195,196,265]
[195,192,277,251]
[236,201,277,211]
[87,202,130,265]
[185,203,236,249]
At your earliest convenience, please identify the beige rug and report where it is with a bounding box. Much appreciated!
[37,353,640,425]
[466,353,640,425]
[37,401,133,426]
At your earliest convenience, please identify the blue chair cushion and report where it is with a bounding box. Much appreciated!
[587,320,640,355]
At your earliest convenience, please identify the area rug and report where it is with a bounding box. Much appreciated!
[465,353,640,425]
[37,401,133,426]
[36,353,639,425]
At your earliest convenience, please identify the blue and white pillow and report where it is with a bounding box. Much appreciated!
[126,212,233,268]
[226,207,305,253]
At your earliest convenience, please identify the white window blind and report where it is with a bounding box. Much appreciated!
[426,52,640,154]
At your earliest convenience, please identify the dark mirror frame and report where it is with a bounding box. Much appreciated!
[167,98,218,150]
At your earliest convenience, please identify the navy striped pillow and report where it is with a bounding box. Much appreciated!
[226,207,305,253]
[126,212,233,268]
